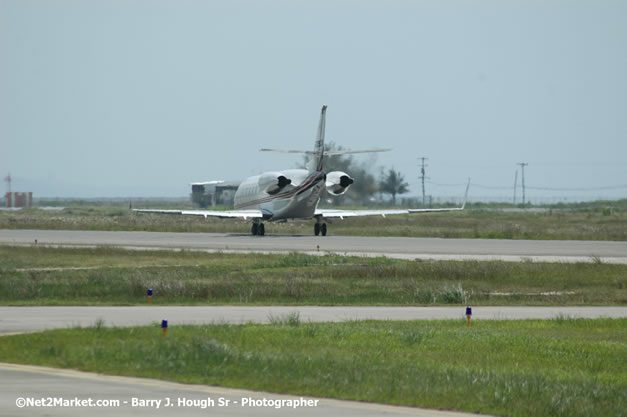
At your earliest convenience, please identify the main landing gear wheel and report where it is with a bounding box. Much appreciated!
[252,222,265,236]
[314,222,328,236]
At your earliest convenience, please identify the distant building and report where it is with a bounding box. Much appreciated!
[5,192,33,208]
[190,181,240,207]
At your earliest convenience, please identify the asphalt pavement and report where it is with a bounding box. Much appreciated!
[2,229,627,263]
[1,363,485,417]
[1,306,625,334]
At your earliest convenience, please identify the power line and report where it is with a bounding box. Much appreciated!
[527,185,627,191]
[426,181,467,187]
[428,175,627,193]
[430,181,627,191]
[466,183,512,190]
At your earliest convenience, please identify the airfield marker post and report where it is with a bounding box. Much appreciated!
[466,306,472,328]
[162,320,168,338]
[147,288,153,304]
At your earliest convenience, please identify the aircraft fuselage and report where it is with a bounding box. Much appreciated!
[233,169,326,221]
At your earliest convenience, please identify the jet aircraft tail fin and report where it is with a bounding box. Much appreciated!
[260,105,390,172]
[307,105,327,171]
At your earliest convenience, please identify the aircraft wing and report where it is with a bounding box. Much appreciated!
[316,178,471,219]
[315,207,463,219]
[133,209,264,219]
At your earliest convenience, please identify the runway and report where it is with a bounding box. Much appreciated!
[2,229,627,263]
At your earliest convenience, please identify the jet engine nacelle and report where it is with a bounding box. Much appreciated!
[325,171,354,195]
[259,172,292,195]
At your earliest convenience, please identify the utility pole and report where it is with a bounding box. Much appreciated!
[418,157,429,205]
[4,173,10,194]
[513,170,518,205]
[3,173,11,209]
[517,163,528,206]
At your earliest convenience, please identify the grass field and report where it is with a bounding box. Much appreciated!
[1,202,627,240]
[0,318,624,417]
[2,204,625,417]
[1,246,625,306]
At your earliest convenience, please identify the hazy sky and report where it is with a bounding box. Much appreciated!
[2,0,626,201]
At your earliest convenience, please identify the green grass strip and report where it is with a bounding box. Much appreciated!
[1,246,626,306]
[1,319,625,417]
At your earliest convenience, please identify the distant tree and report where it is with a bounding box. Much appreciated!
[300,141,378,205]
[380,168,409,205]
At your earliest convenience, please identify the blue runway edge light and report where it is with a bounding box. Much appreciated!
[147,288,153,296]
[161,320,168,328]
[466,306,472,316]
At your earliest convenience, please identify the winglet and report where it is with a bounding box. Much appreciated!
[461,178,471,210]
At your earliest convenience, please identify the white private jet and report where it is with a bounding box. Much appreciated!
[135,105,470,236]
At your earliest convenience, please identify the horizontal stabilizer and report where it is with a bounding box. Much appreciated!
[260,148,391,155]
